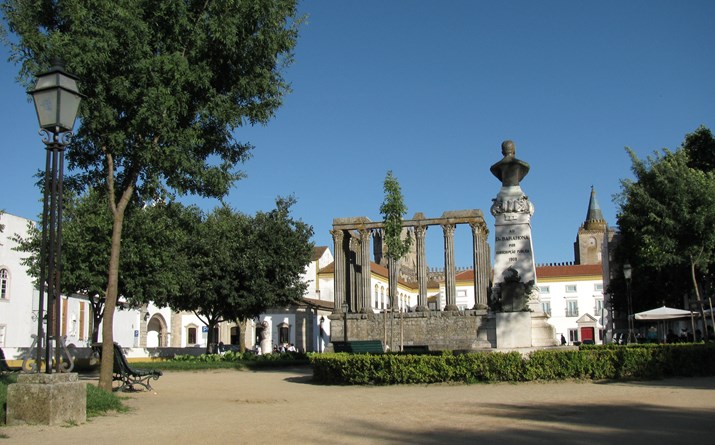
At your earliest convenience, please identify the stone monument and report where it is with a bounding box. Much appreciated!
[489,140,554,348]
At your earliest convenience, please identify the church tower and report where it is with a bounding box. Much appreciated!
[574,187,608,265]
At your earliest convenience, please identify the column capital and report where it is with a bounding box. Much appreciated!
[330,228,344,242]
[441,223,456,236]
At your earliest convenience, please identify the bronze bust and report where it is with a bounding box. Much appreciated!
[490,140,530,187]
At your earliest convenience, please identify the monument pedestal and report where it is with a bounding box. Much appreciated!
[496,312,532,349]
[6,373,86,426]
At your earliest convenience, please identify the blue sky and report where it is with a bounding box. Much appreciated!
[1,1,714,268]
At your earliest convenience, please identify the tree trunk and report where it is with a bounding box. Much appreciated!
[690,260,709,340]
[237,319,247,353]
[98,208,127,391]
[98,176,133,392]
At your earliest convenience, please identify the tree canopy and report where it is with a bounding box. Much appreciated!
[2,0,301,390]
[615,126,715,334]
[13,188,199,342]
[169,198,313,351]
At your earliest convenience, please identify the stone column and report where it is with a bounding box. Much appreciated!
[350,235,360,313]
[471,222,489,309]
[414,225,429,311]
[359,228,372,313]
[442,223,459,311]
[331,229,345,314]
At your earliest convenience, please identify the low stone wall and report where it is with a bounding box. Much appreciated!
[329,310,496,352]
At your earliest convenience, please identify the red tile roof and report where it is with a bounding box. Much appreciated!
[535,263,603,278]
[311,246,329,261]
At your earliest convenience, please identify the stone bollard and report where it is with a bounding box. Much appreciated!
[6,372,86,426]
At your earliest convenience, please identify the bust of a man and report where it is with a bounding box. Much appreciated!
[490,140,530,187]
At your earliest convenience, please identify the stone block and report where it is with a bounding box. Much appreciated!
[496,312,532,349]
[6,373,87,426]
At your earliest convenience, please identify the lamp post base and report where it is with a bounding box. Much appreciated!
[6,373,86,426]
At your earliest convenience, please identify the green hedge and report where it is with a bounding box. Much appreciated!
[310,343,715,385]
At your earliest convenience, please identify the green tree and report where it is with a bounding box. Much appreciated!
[13,189,199,343]
[167,198,313,353]
[616,142,715,337]
[683,125,715,172]
[2,0,300,390]
[379,171,412,310]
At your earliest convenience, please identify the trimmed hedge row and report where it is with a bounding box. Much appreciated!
[310,344,715,385]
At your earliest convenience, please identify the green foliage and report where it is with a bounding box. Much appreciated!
[155,351,309,370]
[379,170,412,261]
[615,127,715,312]
[2,0,301,202]
[12,188,200,302]
[310,344,715,385]
[169,198,313,348]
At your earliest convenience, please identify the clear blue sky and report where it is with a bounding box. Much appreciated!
[1,1,713,269]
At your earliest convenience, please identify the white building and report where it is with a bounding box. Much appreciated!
[535,263,605,345]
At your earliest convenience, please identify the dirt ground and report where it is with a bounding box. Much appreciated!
[3,368,715,444]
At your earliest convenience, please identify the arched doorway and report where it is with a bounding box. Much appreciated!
[146,314,168,347]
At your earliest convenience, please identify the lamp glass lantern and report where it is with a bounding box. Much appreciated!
[29,63,83,133]
[623,263,632,280]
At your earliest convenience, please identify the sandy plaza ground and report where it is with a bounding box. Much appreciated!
[3,367,715,444]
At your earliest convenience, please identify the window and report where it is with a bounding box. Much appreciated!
[595,299,604,315]
[594,283,603,292]
[568,329,579,343]
[0,325,5,346]
[278,323,290,344]
[374,285,379,309]
[187,327,197,345]
[380,287,385,309]
[565,285,577,293]
[566,300,579,317]
[541,300,551,316]
[538,285,550,294]
[0,269,9,300]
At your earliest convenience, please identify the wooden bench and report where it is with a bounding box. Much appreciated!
[0,347,20,374]
[332,340,384,354]
[92,343,162,392]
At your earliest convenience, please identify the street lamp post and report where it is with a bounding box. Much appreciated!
[623,263,636,344]
[28,60,83,373]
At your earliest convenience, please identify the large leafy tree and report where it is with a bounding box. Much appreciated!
[14,189,199,343]
[616,130,715,337]
[2,0,300,390]
[166,198,313,352]
[379,170,411,310]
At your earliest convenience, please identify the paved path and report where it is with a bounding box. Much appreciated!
[4,368,715,444]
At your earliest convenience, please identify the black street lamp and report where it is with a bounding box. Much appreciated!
[28,60,83,373]
[623,262,636,344]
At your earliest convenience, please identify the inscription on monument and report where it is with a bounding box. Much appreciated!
[494,223,535,283]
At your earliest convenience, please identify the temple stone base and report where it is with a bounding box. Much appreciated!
[6,373,86,426]
[531,312,559,347]
[496,312,532,349]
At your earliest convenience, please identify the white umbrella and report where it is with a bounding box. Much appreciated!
[634,306,694,320]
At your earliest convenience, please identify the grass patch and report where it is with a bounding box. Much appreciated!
[86,383,127,418]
